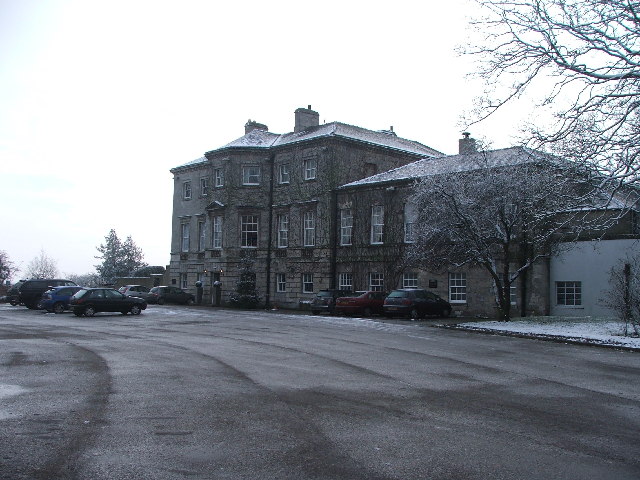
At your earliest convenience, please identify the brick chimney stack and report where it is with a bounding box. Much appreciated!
[459,132,477,155]
[245,120,268,134]
[294,105,319,132]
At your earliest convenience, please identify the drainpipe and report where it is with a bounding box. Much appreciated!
[330,188,338,288]
[265,153,275,309]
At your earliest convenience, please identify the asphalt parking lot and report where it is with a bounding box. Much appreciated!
[1,304,639,480]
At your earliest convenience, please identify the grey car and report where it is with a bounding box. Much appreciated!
[118,285,153,301]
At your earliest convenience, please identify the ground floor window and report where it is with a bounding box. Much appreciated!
[556,281,582,306]
[449,272,467,303]
[369,273,384,292]
[302,273,314,294]
[180,273,188,289]
[403,272,418,289]
[276,273,286,293]
[338,273,353,291]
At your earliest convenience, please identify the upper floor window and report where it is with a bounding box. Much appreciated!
[242,166,261,185]
[180,223,190,252]
[183,181,192,200]
[279,164,290,184]
[449,272,467,303]
[214,168,224,187]
[304,157,317,181]
[303,211,316,247]
[404,203,417,243]
[200,177,209,196]
[370,205,384,244]
[556,281,582,306]
[241,215,259,248]
[197,220,206,251]
[340,209,353,246]
[277,214,289,248]
[212,216,223,249]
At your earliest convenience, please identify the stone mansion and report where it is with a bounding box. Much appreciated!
[169,107,639,317]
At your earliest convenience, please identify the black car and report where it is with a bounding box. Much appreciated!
[18,278,78,309]
[383,289,452,319]
[310,289,352,315]
[69,288,147,317]
[6,280,26,306]
[148,286,195,305]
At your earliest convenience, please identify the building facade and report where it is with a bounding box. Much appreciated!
[169,107,441,309]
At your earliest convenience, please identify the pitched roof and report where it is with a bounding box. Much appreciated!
[212,122,441,156]
[340,146,550,189]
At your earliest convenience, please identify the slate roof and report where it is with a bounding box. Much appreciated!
[172,122,442,171]
[339,146,550,189]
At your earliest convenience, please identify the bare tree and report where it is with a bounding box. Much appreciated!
[408,148,627,321]
[25,249,59,279]
[601,252,640,337]
[466,0,640,183]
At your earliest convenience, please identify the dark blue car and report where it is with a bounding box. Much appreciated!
[39,286,83,313]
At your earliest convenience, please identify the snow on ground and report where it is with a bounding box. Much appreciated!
[457,317,640,350]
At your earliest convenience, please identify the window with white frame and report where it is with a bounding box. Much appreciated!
[302,273,314,293]
[197,220,206,251]
[212,216,223,248]
[370,205,384,244]
[340,209,353,246]
[277,214,289,248]
[369,273,384,292]
[180,223,190,252]
[303,211,315,247]
[180,273,188,289]
[449,272,467,303]
[183,181,192,200]
[242,165,261,185]
[403,272,419,289]
[404,203,417,243]
[510,285,517,305]
[200,177,209,196]
[214,168,224,187]
[556,281,582,306]
[339,273,353,291]
[241,215,259,247]
[276,273,286,293]
[279,164,290,184]
[304,157,317,180]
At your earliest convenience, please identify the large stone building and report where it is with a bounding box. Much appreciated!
[170,107,639,317]
[169,107,441,309]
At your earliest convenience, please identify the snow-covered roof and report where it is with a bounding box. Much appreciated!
[340,146,549,189]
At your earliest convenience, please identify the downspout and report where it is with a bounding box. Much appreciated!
[265,153,275,309]
[330,188,338,288]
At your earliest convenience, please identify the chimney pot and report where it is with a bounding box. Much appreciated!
[459,132,477,155]
[294,106,320,133]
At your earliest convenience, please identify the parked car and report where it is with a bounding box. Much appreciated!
[335,291,387,316]
[69,288,147,316]
[148,286,195,305]
[310,289,351,315]
[383,289,452,319]
[6,280,26,306]
[119,285,153,301]
[39,285,83,313]
[18,279,78,309]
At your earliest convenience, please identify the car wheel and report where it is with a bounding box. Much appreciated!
[84,306,96,317]
[130,305,142,315]
[186,298,195,306]
[53,302,65,314]
[10,300,18,306]
[410,308,420,321]
[73,310,83,317]
[157,298,165,305]
[363,307,372,317]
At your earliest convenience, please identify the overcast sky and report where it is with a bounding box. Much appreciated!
[0,0,527,278]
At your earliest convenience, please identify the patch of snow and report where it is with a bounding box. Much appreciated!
[458,317,640,350]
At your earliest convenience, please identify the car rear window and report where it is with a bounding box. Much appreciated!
[72,289,90,299]
[387,291,409,298]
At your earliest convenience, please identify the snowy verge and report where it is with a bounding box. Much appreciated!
[446,317,640,351]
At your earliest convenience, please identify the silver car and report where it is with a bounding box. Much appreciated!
[118,285,153,301]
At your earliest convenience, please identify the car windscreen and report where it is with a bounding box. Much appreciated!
[386,291,408,298]
[72,289,90,299]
